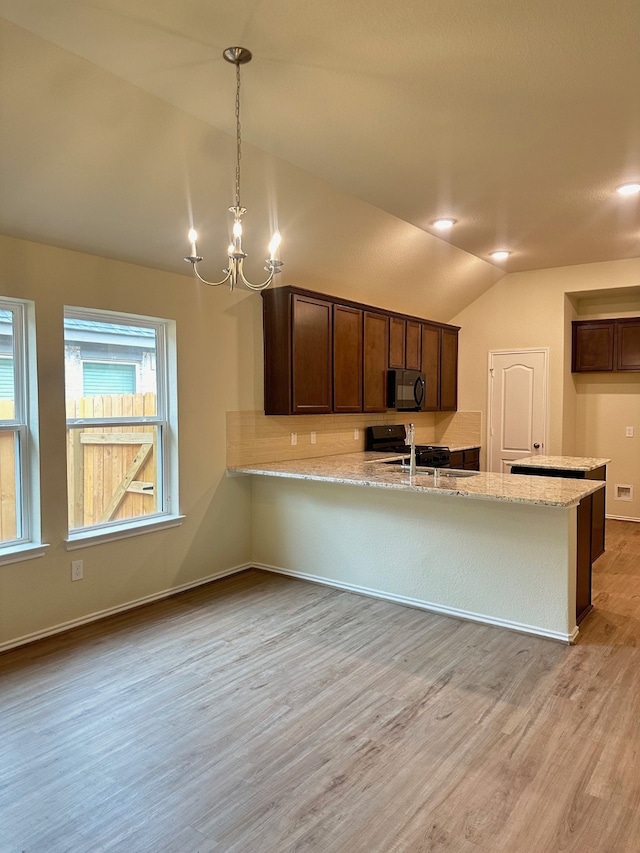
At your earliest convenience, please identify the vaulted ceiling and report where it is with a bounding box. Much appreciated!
[1,1,639,320]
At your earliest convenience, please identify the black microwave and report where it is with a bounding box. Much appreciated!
[387,369,426,411]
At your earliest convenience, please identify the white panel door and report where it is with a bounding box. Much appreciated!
[488,349,548,473]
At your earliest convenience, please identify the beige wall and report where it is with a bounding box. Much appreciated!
[0,234,260,649]
[453,258,640,519]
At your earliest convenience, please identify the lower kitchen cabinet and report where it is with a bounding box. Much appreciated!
[449,447,480,471]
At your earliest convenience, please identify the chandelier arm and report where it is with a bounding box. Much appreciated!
[237,258,277,291]
[191,263,233,288]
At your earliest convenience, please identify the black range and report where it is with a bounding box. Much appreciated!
[365,424,451,468]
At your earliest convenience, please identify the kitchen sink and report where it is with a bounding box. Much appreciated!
[381,460,481,478]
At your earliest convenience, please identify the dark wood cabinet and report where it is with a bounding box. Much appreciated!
[440,328,459,411]
[389,317,406,369]
[617,319,640,370]
[363,311,389,412]
[263,286,459,415]
[421,324,441,411]
[405,321,422,370]
[572,320,615,372]
[572,317,640,373]
[333,304,363,413]
[291,294,333,414]
[449,447,480,471]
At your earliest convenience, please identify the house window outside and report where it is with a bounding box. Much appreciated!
[0,300,41,552]
[64,308,178,537]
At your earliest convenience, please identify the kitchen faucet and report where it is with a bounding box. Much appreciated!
[408,423,416,477]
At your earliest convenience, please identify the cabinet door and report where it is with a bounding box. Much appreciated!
[291,294,333,414]
[405,321,422,370]
[616,320,640,371]
[333,304,363,413]
[572,321,615,372]
[449,451,463,469]
[463,448,480,470]
[389,317,406,368]
[440,328,459,411]
[363,312,389,412]
[421,324,440,411]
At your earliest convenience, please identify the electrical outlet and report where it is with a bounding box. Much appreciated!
[310,431,317,445]
[290,432,297,446]
[354,428,359,440]
[626,426,634,438]
[71,560,83,581]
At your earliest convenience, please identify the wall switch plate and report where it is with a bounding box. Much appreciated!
[626,426,634,438]
[71,560,83,581]
[310,431,317,445]
[290,432,297,446]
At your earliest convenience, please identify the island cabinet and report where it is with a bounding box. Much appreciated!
[572,317,640,373]
[262,285,460,415]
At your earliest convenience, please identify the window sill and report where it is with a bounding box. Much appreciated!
[0,543,50,567]
[65,515,185,550]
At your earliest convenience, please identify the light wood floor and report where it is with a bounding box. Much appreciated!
[2,520,640,852]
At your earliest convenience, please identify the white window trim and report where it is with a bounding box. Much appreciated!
[0,298,45,561]
[64,307,180,543]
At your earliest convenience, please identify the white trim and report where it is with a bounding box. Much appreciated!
[0,542,49,566]
[65,514,185,549]
[487,347,550,472]
[254,561,577,645]
[0,561,252,653]
[606,514,640,523]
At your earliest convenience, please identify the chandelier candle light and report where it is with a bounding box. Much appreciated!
[185,46,283,291]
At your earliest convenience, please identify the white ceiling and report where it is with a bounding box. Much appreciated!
[1,0,640,316]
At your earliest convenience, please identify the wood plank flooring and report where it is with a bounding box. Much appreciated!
[2,519,640,852]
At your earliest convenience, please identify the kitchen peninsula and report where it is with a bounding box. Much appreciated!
[230,453,605,644]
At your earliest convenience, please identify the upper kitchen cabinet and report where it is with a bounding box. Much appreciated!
[421,323,459,411]
[405,320,422,370]
[440,327,459,411]
[363,311,389,412]
[263,288,333,415]
[572,320,615,372]
[617,319,640,371]
[572,317,640,373]
[262,286,459,415]
[388,317,406,369]
[333,304,363,412]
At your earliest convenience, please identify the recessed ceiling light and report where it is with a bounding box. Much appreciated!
[616,183,640,196]
[431,218,457,230]
[490,250,510,261]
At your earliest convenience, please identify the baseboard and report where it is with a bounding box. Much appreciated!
[606,514,640,523]
[0,563,252,654]
[254,562,577,644]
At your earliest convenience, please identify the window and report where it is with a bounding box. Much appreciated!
[0,299,43,560]
[64,308,179,542]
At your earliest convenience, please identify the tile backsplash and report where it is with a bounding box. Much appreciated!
[227,410,481,467]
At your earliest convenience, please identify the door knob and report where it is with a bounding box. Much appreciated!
[533,443,540,449]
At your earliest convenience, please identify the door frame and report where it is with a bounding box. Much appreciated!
[487,347,550,473]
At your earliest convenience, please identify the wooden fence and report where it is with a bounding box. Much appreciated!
[0,394,158,539]
[66,393,158,529]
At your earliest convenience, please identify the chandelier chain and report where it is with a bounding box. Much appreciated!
[235,60,242,211]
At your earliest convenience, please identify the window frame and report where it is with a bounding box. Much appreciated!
[64,307,181,546]
[0,298,46,564]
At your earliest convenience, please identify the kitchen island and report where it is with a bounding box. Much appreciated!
[230,453,605,643]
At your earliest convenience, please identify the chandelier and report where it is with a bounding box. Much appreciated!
[184,47,283,291]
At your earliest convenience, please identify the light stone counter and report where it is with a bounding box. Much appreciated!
[230,451,604,508]
[509,455,610,472]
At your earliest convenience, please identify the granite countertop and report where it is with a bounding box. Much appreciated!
[229,452,605,508]
[509,455,610,471]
